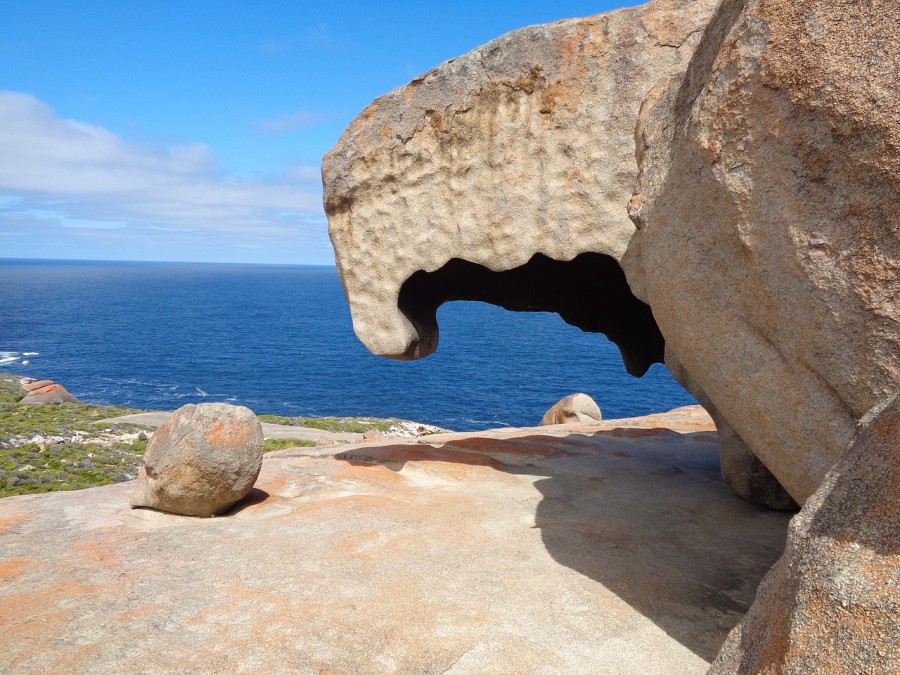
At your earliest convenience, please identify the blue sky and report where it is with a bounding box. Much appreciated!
[1,1,636,265]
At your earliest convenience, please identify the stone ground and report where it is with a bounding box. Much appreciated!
[0,406,791,674]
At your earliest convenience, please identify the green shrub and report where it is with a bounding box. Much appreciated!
[263,438,316,452]
[257,414,402,433]
[0,374,26,409]
[0,385,150,498]
[0,439,146,498]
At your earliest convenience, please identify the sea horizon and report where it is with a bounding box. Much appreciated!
[0,256,338,269]
[0,258,696,430]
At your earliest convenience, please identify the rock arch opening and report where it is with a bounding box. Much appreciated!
[397,252,664,376]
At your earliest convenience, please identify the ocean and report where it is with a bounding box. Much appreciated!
[0,259,695,430]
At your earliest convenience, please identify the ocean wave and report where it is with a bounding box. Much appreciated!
[0,350,40,365]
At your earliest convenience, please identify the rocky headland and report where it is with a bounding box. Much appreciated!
[1,0,897,671]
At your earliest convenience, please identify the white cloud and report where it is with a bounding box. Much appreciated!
[0,91,329,262]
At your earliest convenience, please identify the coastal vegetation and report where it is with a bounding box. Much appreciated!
[0,374,149,497]
[263,437,316,452]
[257,414,406,434]
[0,374,432,498]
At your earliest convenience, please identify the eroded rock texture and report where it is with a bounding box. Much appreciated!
[18,378,81,405]
[323,0,719,372]
[130,403,264,517]
[623,0,900,504]
[710,394,900,673]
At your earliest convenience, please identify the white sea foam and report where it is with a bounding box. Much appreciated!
[196,387,208,396]
[0,351,40,365]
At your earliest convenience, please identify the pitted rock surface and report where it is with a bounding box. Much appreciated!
[320,0,782,508]
[130,402,264,517]
[323,0,719,361]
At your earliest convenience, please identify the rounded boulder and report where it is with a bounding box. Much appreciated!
[130,403,264,517]
[540,393,602,426]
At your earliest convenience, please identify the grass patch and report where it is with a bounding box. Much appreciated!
[0,441,145,498]
[0,374,26,411]
[0,375,150,498]
[0,402,145,443]
[257,415,404,433]
[263,438,316,452]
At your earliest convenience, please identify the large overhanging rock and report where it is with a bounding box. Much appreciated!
[622,0,900,504]
[323,0,719,375]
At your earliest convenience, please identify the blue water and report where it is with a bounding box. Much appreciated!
[0,259,695,430]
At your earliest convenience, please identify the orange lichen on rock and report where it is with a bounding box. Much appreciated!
[0,580,107,668]
[0,558,29,580]
[205,418,251,447]
[0,510,30,535]
[20,379,53,392]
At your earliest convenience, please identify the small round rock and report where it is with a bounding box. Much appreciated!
[130,403,264,517]
[540,393,603,426]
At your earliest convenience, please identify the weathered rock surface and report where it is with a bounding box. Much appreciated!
[318,0,816,510]
[0,407,792,673]
[20,379,53,392]
[315,0,897,669]
[130,403,264,517]
[323,0,719,371]
[540,392,602,426]
[623,0,900,504]
[18,379,81,405]
[667,349,797,511]
[711,394,900,673]
[361,428,382,443]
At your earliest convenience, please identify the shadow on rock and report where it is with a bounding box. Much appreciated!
[225,487,271,514]
[339,429,792,662]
